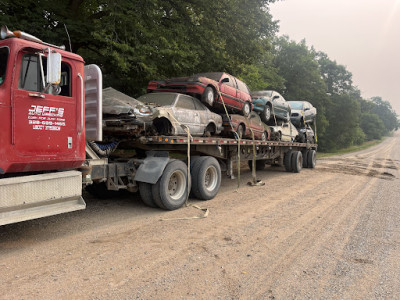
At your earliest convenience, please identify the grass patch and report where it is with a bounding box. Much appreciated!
[317,138,384,158]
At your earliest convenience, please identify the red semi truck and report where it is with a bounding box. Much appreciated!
[0,26,317,226]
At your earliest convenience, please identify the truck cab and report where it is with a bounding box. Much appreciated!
[0,35,86,174]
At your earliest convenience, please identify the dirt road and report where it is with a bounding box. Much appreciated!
[1,132,400,299]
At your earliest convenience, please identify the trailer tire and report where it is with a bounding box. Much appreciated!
[284,150,293,172]
[139,182,157,208]
[307,149,317,169]
[192,157,221,200]
[248,159,266,171]
[291,151,303,173]
[302,150,309,168]
[152,160,188,210]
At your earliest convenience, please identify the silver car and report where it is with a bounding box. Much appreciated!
[137,92,222,136]
[287,101,317,128]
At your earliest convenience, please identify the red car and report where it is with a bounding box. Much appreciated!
[147,72,253,117]
[222,112,270,141]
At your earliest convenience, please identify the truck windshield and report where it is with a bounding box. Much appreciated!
[137,93,177,106]
[0,47,9,86]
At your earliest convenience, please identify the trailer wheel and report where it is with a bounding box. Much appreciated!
[248,159,266,171]
[284,150,293,172]
[302,150,309,168]
[192,157,221,200]
[291,151,303,173]
[139,182,157,208]
[152,160,188,210]
[307,150,317,169]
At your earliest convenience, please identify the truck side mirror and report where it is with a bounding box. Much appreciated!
[47,51,61,85]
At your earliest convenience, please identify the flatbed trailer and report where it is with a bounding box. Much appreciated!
[84,135,317,211]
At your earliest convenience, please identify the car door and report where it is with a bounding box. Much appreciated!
[271,91,283,119]
[173,94,200,135]
[248,112,263,139]
[219,74,238,109]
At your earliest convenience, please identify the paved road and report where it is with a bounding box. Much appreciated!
[1,132,399,299]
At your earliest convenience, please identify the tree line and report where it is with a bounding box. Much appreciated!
[1,0,399,151]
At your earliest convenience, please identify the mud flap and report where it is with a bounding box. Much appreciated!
[134,151,169,184]
[0,171,85,226]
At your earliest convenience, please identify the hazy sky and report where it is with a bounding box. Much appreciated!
[270,0,400,114]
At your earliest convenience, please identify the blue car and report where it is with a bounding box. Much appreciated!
[251,90,291,124]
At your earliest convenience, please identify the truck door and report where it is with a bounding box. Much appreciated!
[13,52,78,156]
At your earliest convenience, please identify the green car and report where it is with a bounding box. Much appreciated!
[251,90,291,124]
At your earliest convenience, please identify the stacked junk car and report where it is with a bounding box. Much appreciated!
[0,25,317,226]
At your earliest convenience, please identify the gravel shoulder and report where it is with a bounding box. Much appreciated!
[1,132,400,299]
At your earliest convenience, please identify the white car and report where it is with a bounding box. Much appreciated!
[137,92,223,136]
[269,121,299,142]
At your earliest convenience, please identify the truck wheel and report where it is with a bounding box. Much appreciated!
[152,160,188,210]
[139,182,157,208]
[307,150,317,168]
[284,150,293,172]
[192,157,221,200]
[248,159,266,171]
[85,182,121,199]
[291,151,303,173]
[302,150,309,168]
[202,87,215,107]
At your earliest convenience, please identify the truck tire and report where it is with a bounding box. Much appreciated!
[139,182,157,208]
[291,151,303,173]
[152,160,188,210]
[192,157,221,200]
[302,150,309,168]
[307,150,317,169]
[85,182,122,199]
[248,159,266,171]
[284,150,293,172]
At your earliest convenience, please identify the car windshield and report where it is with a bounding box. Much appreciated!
[194,72,223,81]
[288,102,304,110]
[137,93,177,106]
[252,90,273,98]
[0,47,9,86]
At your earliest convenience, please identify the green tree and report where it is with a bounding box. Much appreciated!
[360,112,385,140]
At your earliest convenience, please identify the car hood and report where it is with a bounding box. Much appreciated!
[102,87,143,115]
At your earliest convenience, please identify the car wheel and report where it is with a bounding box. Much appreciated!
[261,131,267,141]
[202,87,215,107]
[236,124,244,139]
[191,157,221,200]
[291,151,302,173]
[261,104,272,123]
[151,160,188,210]
[242,102,251,117]
[204,123,216,137]
[277,131,282,141]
